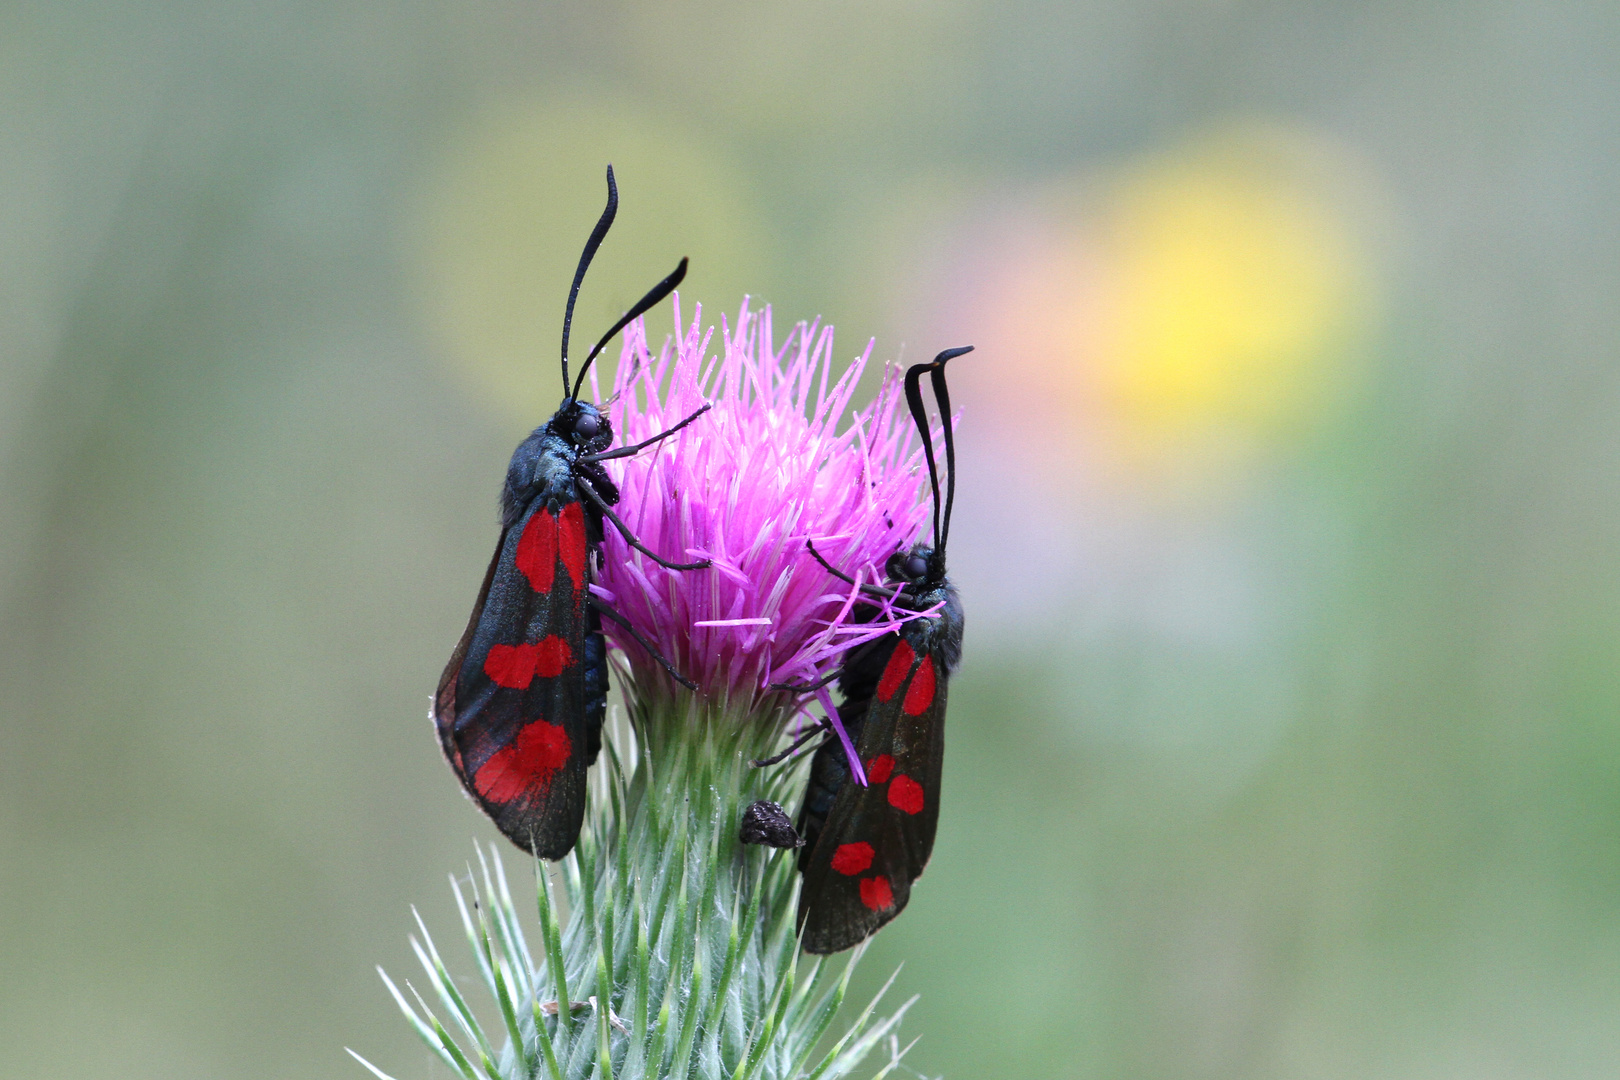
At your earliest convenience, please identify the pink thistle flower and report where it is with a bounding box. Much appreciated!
[590,297,931,754]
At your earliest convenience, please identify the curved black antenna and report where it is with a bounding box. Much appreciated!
[903,345,974,560]
[930,345,972,554]
[560,165,620,399]
[571,256,688,401]
[902,364,942,552]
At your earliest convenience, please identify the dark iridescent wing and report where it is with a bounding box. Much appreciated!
[797,637,947,954]
[433,497,600,859]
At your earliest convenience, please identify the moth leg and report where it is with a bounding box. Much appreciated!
[750,719,831,767]
[768,668,842,693]
[577,478,711,571]
[589,596,699,690]
[580,403,713,463]
[806,539,897,599]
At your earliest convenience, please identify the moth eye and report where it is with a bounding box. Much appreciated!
[573,413,601,439]
[904,554,929,579]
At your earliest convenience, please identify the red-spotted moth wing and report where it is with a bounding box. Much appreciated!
[797,636,948,954]
[434,497,603,860]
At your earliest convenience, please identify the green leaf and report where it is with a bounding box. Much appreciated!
[407,919,500,1074]
[374,967,468,1078]
[805,961,901,1080]
[346,1047,402,1080]
[536,860,571,1023]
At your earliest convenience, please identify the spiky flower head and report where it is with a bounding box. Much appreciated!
[593,298,930,722]
[361,299,936,1080]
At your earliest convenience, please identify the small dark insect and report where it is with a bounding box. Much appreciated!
[738,800,804,849]
[774,346,971,954]
[434,166,710,859]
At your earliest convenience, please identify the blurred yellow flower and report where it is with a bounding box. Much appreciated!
[936,122,1379,498]
[1094,126,1374,462]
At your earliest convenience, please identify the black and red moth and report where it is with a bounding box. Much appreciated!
[793,346,971,954]
[434,166,709,859]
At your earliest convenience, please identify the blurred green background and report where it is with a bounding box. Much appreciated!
[3,2,1619,1077]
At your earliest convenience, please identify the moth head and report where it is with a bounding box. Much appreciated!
[554,398,613,453]
[886,543,938,587]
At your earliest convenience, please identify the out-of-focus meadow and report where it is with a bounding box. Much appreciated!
[4,2,1619,1077]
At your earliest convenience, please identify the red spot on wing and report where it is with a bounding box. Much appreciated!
[859,875,895,911]
[875,641,916,703]
[865,754,895,784]
[532,635,572,677]
[473,720,572,803]
[484,643,539,688]
[482,636,573,688]
[830,842,875,876]
[888,774,925,815]
[515,509,557,592]
[902,655,936,716]
[558,502,587,588]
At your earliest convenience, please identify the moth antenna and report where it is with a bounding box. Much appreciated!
[903,346,973,560]
[572,256,688,401]
[929,345,972,557]
[560,165,619,400]
[902,363,942,551]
